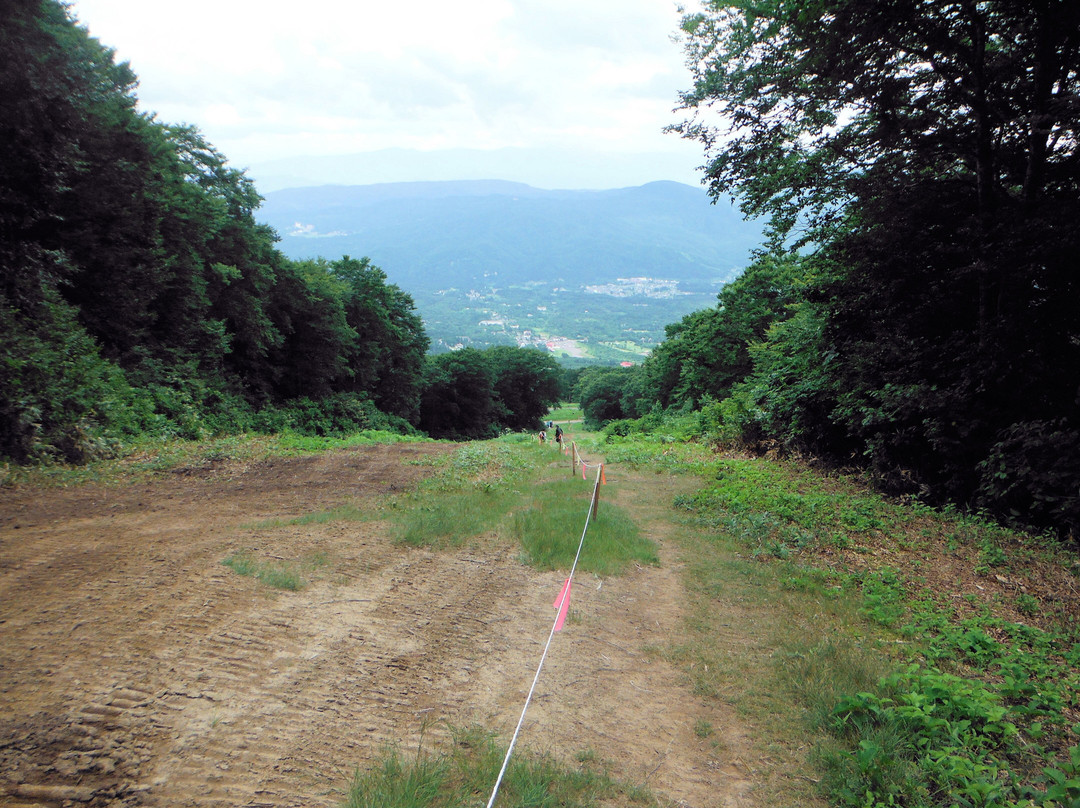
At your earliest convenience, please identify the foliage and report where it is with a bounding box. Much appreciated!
[640,253,804,410]
[653,427,1080,807]
[418,347,561,440]
[572,366,647,429]
[664,0,1080,537]
[485,345,562,431]
[417,349,498,440]
[0,292,137,462]
[342,725,656,808]
[329,256,429,421]
[0,2,434,463]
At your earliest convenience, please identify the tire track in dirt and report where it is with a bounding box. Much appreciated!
[139,546,536,808]
[0,445,760,808]
[0,443,460,807]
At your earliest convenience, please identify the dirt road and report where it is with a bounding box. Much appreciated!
[0,444,755,807]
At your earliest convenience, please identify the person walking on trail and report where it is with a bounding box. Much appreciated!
[555,424,564,447]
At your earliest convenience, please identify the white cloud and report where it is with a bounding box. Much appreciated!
[69,0,701,182]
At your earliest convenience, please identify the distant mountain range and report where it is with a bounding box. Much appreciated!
[257,180,764,359]
[246,147,705,192]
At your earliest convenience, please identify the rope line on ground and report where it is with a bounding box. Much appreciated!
[484,461,605,808]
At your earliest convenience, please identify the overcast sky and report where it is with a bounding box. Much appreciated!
[68,0,708,188]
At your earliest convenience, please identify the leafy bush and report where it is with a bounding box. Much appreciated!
[0,295,137,462]
[976,420,1080,538]
[270,393,417,438]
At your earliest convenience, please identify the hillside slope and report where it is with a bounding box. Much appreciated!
[258,180,763,355]
[260,180,760,292]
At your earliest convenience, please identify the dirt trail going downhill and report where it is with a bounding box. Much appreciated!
[0,443,759,808]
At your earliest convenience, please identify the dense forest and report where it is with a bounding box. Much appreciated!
[574,0,1080,538]
[5,0,1079,540]
[0,1,562,458]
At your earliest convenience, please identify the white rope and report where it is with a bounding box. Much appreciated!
[485,463,604,808]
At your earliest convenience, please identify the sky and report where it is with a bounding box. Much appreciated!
[68,0,710,189]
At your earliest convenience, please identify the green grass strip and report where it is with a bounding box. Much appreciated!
[513,479,658,576]
[342,725,656,808]
[221,551,304,591]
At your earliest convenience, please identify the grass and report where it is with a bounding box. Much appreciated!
[646,439,1080,808]
[547,403,584,422]
[387,435,658,577]
[512,479,658,575]
[389,439,551,548]
[342,725,657,808]
[394,486,519,548]
[221,550,329,591]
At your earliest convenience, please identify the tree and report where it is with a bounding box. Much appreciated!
[485,346,561,431]
[267,260,356,401]
[418,349,498,440]
[329,256,429,422]
[574,367,641,429]
[674,0,1080,248]
[673,0,1080,530]
[642,253,802,409]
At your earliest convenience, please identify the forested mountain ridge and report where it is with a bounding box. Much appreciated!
[259,180,763,356]
[260,180,759,292]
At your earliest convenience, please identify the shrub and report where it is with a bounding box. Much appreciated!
[976,420,1080,538]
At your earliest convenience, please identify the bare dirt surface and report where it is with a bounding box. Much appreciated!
[0,443,757,808]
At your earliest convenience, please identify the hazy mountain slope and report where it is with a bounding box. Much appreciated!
[257,180,764,358]
[259,180,761,292]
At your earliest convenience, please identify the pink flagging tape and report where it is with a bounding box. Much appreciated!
[601,463,606,485]
[553,578,572,631]
[582,462,587,480]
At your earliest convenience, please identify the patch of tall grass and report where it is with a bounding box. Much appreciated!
[342,726,656,808]
[393,486,516,548]
[513,479,658,575]
[389,440,552,547]
[222,551,304,591]
[222,550,329,591]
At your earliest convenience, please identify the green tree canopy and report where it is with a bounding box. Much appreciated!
[418,349,498,440]
[574,366,642,430]
[671,0,1080,533]
[0,1,433,458]
[485,346,562,432]
[642,253,803,409]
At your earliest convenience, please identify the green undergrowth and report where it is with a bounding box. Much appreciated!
[614,431,1080,808]
[342,725,656,808]
[389,435,656,577]
[221,550,329,591]
[1,429,429,489]
[390,438,552,548]
[513,478,658,575]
